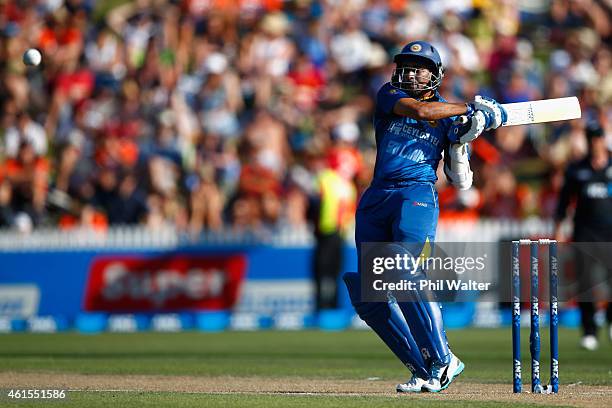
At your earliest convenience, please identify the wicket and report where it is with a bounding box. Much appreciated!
[511,239,559,394]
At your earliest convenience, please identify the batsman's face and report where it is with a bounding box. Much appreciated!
[397,63,433,91]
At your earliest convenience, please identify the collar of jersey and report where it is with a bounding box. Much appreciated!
[418,91,440,102]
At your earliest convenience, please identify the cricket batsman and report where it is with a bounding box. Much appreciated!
[342,41,507,392]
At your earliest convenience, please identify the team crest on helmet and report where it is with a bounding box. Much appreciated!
[389,89,398,94]
[410,44,422,52]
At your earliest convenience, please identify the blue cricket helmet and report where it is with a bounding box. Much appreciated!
[391,41,445,93]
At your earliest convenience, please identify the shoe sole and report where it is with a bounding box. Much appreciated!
[425,361,465,393]
[396,385,426,393]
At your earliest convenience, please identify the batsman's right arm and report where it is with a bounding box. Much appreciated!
[393,98,470,121]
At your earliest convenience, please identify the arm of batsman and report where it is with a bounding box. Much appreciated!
[469,95,508,130]
[444,142,473,190]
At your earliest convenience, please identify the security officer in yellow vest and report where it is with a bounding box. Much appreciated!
[310,123,359,312]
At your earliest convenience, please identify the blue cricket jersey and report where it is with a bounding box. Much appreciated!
[372,83,457,188]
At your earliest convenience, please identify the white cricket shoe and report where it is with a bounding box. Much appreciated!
[580,335,599,351]
[396,374,429,393]
[609,324,612,342]
[423,353,465,392]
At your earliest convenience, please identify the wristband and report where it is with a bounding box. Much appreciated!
[465,103,475,117]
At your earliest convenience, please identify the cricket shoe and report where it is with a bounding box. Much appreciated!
[423,353,465,392]
[396,374,429,393]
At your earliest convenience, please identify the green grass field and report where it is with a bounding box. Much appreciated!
[0,328,610,407]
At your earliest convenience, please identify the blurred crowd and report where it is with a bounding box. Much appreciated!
[0,0,610,235]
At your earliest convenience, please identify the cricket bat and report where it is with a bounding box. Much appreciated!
[501,97,581,126]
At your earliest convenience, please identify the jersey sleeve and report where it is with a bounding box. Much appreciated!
[376,83,409,115]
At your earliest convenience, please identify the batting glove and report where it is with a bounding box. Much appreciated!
[468,95,508,130]
[449,112,487,144]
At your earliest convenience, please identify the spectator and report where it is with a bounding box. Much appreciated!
[3,140,49,224]
[198,52,243,139]
[4,112,47,159]
[0,180,15,228]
